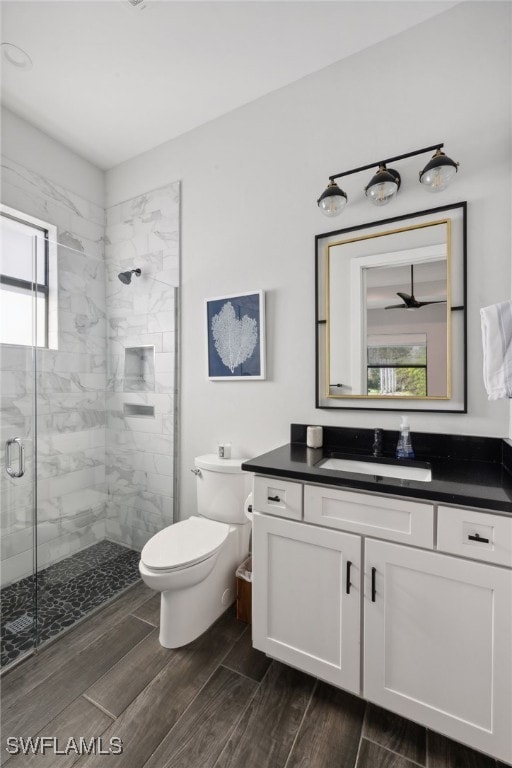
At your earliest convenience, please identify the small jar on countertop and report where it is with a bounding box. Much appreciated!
[306,426,323,449]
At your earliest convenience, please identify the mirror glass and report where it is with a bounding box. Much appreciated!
[316,203,466,412]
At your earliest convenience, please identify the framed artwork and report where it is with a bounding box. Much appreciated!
[206,290,265,380]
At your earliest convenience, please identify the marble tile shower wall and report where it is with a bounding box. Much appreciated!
[104,183,180,551]
[1,157,107,586]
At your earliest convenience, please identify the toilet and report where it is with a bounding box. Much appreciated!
[139,454,251,648]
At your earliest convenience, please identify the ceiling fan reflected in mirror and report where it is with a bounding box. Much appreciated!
[385,264,447,310]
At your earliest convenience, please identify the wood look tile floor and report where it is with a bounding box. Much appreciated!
[0,582,508,768]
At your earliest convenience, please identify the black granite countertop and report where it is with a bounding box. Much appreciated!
[241,426,512,514]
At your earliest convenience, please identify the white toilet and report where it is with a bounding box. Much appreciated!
[139,454,251,648]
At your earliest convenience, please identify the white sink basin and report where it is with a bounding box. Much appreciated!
[318,457,432,482]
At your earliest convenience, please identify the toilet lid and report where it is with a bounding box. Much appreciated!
[140,517,230,571]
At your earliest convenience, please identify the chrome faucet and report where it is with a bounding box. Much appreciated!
[373,429,384,457]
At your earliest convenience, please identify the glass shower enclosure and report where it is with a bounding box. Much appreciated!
[1,212,177,669]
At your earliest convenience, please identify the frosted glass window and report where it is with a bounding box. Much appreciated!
[0,285,46,347]
[0,218,46,283]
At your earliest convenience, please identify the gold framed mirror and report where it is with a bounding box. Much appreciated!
[315,202,466,412]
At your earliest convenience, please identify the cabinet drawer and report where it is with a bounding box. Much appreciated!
[437,506,512,567]
[305,485,434,547]
[253,476,303,520]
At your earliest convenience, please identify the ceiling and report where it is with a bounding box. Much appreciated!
[366,262,447,310]
[1,1,457,170]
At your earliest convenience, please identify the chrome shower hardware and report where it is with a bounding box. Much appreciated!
[118,268,141,284]
[5,437,25,478]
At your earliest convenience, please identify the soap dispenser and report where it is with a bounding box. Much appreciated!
[396,416,415,459]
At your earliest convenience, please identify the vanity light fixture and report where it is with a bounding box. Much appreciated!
[317,143,459,217]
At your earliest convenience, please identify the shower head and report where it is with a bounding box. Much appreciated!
[118,268,141,285]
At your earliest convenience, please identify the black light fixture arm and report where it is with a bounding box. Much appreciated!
[328,143,444,182]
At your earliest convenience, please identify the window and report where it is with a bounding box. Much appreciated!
[0,207,57,348]
[367,333,427,396]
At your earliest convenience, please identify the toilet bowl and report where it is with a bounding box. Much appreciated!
[139,455,251,648]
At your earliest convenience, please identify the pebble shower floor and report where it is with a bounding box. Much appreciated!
[0,540,141,668]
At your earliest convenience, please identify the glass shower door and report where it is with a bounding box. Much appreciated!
[1,210,178,667]
[0,213,40,668]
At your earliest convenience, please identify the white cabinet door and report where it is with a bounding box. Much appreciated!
[253,512,361,694]
[364,539,512,763]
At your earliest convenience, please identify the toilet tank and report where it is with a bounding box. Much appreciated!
[195,454,251,524]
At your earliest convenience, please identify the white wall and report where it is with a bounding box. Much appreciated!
[106,2,511,519]
[1,107,104,208]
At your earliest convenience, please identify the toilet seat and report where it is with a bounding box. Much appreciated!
[140,517,230,572]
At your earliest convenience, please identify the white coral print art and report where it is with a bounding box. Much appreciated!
[211,301,258,373]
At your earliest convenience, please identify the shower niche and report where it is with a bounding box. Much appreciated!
[123,345,155,393]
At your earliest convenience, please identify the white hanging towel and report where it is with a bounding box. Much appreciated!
[480,300,512,399]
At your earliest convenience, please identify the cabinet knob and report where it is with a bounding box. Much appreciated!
[267,495,281,502]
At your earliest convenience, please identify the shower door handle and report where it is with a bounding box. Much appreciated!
[5,438,25,478]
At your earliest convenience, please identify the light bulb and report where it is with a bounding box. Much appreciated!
[420,164,457,192]
[365,166,400,206]
[366,180,397,206]
[319,195,347,217]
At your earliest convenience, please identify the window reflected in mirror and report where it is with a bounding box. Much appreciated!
[367,334,428,397]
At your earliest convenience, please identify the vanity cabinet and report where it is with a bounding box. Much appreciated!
[251,475,512,764]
